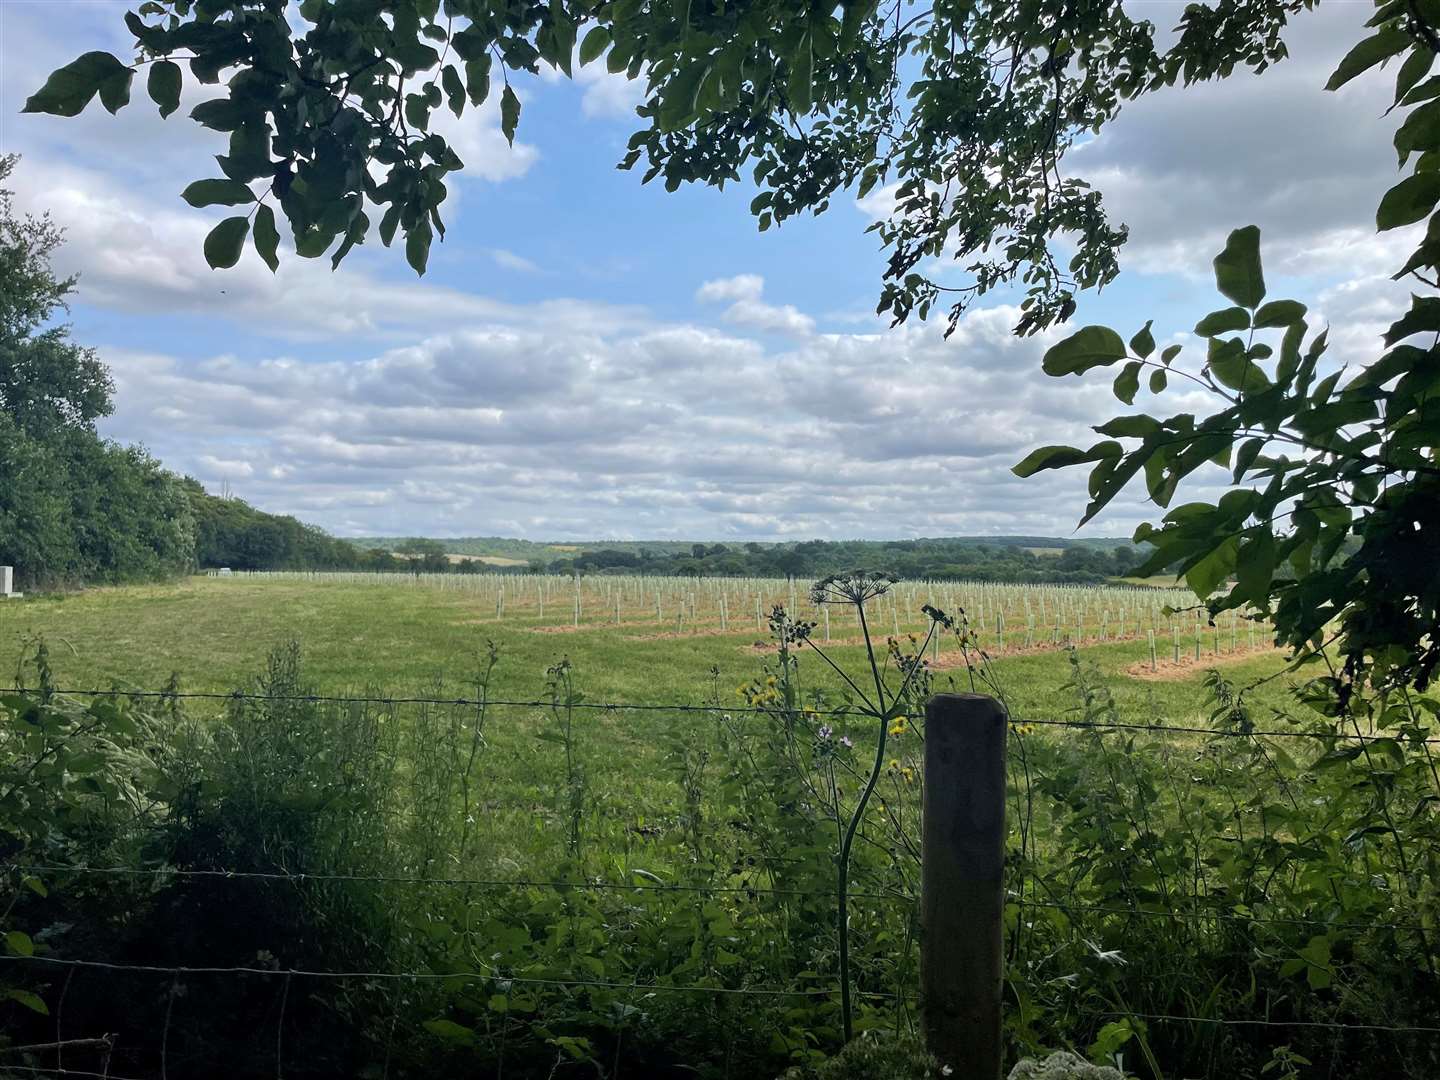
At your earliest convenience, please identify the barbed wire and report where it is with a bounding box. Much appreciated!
[1011,896,1429,934]
[1108,1010,1440,1035]
[0,1068,142,1080]
[10,864,905,904]
[13,685,1439,745]
[0,954,894,1001]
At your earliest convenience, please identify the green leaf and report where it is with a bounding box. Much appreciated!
[24,51,131,117]
[465,56,492,106]
[5,931,34,957]
[406,219,433,276]
[1212,226,1265,309]
[423,1018,475,1043]
[1394,100,1440,159]
[1129,320,1155,358]
[1160,343,1182,365]
[1233,529,1275,604]
[1011,441,1121,478]
[181,178,254,208]
[1112,361,1142,405]
[1194,306,1251,337]
[1149,368,1167,394]
[500,85,521,146]
[253,203,280,272]
[1185,535,1239,597]
[579,26,611,67]
[203,215,250,270]
[147,59,182,118]
[1208,337,1272,393]
[1396,46,1436,105]
[1326,27,1411,91]
[1377,172,1440,229]
[442,64,465,118]
[1384,295,1440,344]
[7,989,48,1016]
[1233,437,1265,482]
[1041,325,1128,376]
[1253,300,1307,328]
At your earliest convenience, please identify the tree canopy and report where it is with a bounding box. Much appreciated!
[28,0,1313,333]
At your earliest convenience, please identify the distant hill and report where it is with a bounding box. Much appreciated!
[349,535,1137,558]
[344,535,1148,585]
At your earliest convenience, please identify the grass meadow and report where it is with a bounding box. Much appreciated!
[0,573,1291,722]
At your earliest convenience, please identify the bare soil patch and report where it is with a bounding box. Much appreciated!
[1124,646,1284,681]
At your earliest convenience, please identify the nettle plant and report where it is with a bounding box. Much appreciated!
[1015,223,1440,701]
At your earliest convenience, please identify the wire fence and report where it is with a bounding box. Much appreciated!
[14,685,1440,745]
[4,682,1439,1078]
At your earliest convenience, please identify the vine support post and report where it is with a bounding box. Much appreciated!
[921,692,1007,1080]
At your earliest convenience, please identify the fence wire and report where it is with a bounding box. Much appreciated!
[12,686,1439,745]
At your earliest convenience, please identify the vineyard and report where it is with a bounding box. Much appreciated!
[201,570,1251,662]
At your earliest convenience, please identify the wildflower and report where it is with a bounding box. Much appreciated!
[901,767,914,784]
[818,725,833,740]
[888,717,907,736]
[888,758,900,771]
[839,735,853,748]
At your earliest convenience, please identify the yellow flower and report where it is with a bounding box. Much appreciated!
[888,717,908,736]
[901,767,915,784]
[888,758,900,771]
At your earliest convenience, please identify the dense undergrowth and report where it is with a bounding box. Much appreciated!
[1,617,1436,1079]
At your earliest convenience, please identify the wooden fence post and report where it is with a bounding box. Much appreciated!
[921,693,1006,1079]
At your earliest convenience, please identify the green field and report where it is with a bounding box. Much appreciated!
[0,574,1290,723]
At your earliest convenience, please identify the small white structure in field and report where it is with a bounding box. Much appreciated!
[1,566,19,599]
[218,567,233,576]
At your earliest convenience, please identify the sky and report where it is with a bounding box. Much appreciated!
[0,1,1414,541]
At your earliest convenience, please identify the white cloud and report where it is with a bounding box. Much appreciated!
[576,61,646,119]
[491,248,541,273]
[696,275,814,337]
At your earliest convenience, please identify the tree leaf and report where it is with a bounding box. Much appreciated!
[1194,306,1251,337]
[500,85,521,146]
[1112,361,1142,405]
[442,64,465,118]
[1377,172,1440,229]
[253,203,280,272]
[1253,299,1307,328]
[1011,441,1121,478]
[1185,535,1240,598]
[1213,226,1265,309]
[579,26,611,67]
[7,989,48,1015]
[423,1018,475,1043]
[1384,295,1440,344]
[406,219,433,276]
[1149,368,1168,394]
[181,178,255,208]
[465,56,492,106]
[1326,27,1411,91]
[1041,325,1128,376]
[5,931,34,957]
[1207,337,1272,393]
[203,215,250,270]
[147,59,182,118]
[24,51,131,117]
[1129,320,1155,358]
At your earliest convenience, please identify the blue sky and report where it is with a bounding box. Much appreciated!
[0,1,1413,540]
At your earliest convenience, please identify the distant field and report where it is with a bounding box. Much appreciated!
[1,574,1291,726]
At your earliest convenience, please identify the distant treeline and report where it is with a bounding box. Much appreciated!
[539,539,1141,584]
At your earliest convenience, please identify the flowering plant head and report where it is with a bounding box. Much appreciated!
[768,604,816,645]
[921,603,958,630]
[810,571,899,607]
